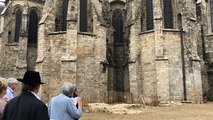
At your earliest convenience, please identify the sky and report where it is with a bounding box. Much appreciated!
[0,0,4,7]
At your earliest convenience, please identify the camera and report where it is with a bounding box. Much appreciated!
[73,92,78,97]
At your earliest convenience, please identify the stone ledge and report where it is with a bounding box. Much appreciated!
[5,43,19,46]
[156,57,168,61]
[67,19,77,22]
[139,30,154,35]
[163,29,181,32]
[191,56,201,62]
[16,65,27,69]
[48,31,66,35]
[78,32,96,37]
[36,60,43,63]
[206,33,213,37]
[61,59,77,62]
[61,56,77,62]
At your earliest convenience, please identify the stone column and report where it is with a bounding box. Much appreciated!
[181,1,203,102]
[153,0,170,103]
[0,16,4,53]
[93,1,108,103]
[128,0,142,103]
[20,2,28,36]
[60,0,78,84]
[36,1,57,102]
[17,3,28,70]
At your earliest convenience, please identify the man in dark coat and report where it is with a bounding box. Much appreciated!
[2,71,49,120]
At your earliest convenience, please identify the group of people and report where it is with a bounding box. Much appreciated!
[0,71,83,120]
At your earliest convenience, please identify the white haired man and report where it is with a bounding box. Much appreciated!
[48,82,83,120]
[3,78,18,101]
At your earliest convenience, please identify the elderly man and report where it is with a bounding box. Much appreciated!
[48,82,83,120]
[3,78,18,101]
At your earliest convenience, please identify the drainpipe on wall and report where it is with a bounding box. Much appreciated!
[179,13,187,101]
[201,25,206,61]
[180,27,187,101]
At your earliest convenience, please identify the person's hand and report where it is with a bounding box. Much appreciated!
[77,97,82,108]
[3,98,10,102]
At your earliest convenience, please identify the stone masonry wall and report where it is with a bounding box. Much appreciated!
[140,32,157,104]
[77,33,107,103]
[163,31,183,101]
[0,0,207,104]
[0,44,19,77]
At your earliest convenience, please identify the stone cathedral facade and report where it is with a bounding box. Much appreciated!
[0,0,213,105]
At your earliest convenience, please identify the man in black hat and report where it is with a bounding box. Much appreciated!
[2,71,49,120]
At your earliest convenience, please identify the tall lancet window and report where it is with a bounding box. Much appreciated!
[210,0,213,32]
[146,0,154,30]
[55,0,69,31]
[28,10,39,44]
[163,0,173,28]
[62,0,69,31]
[14,9,22,42]
[112,9,123,43]
[80,0,88,32]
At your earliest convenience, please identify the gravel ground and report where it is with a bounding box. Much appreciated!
[80,103,213,120]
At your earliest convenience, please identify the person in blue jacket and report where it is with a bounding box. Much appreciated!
[48,82,83,120]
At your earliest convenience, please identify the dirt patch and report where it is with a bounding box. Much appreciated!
[84,103,146,114]
[82,103,213,120]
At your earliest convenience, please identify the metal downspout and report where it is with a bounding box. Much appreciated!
[201,25,206,61]
[180,27,187,101]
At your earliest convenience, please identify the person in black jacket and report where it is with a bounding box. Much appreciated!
[2,71,49,120]
[72,87,79,120]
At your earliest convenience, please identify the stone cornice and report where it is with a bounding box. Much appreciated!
[139,30,154,35]
[48,31,66,35]
[78,32,96,37]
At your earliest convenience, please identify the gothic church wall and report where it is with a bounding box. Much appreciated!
[0,0,210,105]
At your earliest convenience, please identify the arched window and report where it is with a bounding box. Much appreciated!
[112,9,123,43]
[28,10,39,43]
[80,0,88,32]
[55,0,68,31]
[146,0,154,30]
[14,9,22,42]
[210,0,213,32]
[163,0,173,28]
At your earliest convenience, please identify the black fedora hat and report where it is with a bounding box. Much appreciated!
[17,71,45,85]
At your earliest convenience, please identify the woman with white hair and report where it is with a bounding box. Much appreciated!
[0,78,7,120]
[48,82,83,120]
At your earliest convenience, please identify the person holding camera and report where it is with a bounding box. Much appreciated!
[71,87,79,120]
[48,82,83,120]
